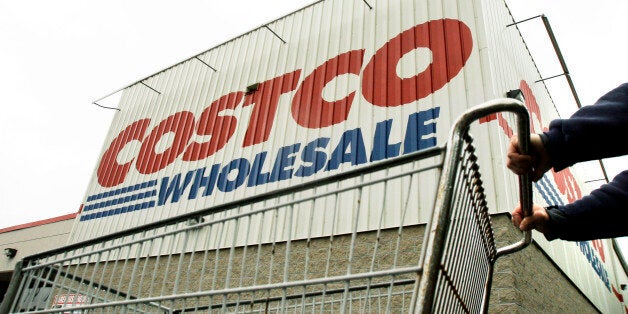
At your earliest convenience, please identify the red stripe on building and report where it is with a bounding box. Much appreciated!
[0,213,77,234]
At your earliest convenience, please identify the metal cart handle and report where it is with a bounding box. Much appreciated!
[448,98,533,256]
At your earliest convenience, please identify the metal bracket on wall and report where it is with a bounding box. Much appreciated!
[507,14,581,108]
[264,25,286,44]
[140,81,161,95]
[195,56,217,72]
[92,101,121,111]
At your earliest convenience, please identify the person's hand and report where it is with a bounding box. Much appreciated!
[511,203,550,234]
[507,134,551,181]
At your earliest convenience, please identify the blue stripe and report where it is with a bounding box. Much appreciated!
[534,181,553,205]
[83,190,157,212]
[543,175,564,205]
[537,175,560,205]
[534,174,566,207]
[79,201,156,221]
[542,175,565,206]
[86,180,158,202]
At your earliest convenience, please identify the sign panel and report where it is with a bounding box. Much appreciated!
[72,0,489,241]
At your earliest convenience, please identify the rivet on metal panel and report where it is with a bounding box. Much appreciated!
[263,25,286,44]
[194,56,217,72]
[140,81,161,95]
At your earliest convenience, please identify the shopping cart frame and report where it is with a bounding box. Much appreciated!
[1,99,532,313]
[413,98,532,313]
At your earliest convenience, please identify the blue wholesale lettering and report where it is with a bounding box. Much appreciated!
[294,138,331,177]
[158,107,440,206]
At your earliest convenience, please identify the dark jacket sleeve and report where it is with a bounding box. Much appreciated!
[544,171,628,241]
[542,83,628,241]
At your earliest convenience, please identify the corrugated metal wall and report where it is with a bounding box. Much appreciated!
[71,0,490,242]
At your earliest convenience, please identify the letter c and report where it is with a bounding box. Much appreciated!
[97,119,151,187]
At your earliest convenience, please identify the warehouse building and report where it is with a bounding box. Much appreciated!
[1,0,627,312]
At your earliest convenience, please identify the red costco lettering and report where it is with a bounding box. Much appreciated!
[182,92,243,161]
[292,49,365,128]
[501,80,542,136]
[97,19,473,187]
[590,239,606,263]
[242,70,302,147]
[480,80,544,134]
[97,119,151,187]
[136,111,195,174]
[551,168,583,203]
[362,19,473,107]
[519,80,544,133]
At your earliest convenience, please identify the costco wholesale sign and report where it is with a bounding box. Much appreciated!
[71,0,625,312]
[90,18,470,219]
[76,8,482,237]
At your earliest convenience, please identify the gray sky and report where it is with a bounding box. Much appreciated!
[0,0,313,227]
[0,0,626,239]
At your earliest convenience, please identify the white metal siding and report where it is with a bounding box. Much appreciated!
[72,0,489,242]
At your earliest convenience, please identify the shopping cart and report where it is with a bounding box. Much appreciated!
[1,99,532,313]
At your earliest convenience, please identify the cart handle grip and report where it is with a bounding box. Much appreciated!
[451,98,533,256]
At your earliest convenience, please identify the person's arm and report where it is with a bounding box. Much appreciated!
[543,170,628,240]
[507,82,628,179]
[509,83,628,241]
[511,171,628,240]
[544,83,628,170]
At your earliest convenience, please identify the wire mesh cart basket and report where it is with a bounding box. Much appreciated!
[1,99,533,313]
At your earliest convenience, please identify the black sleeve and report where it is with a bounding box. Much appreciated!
[545,171,628,241]
[543,83,628,171]
[540,83,628,241]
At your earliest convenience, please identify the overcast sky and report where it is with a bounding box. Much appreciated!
[0,0,626,235]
